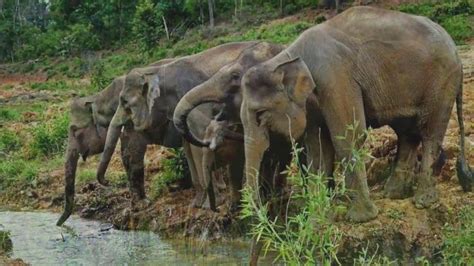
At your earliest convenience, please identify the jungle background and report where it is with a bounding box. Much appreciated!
[0,0,473,264]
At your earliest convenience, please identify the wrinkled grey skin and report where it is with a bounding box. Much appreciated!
[173,42,308,208]
[241,6,468,230]
[97,41,259,207]
[241,7,471,264]
[57,59,176,226]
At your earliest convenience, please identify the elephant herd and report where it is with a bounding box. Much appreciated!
[57,6,472,250]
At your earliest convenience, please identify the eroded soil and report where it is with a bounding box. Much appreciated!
[1,43,473,264]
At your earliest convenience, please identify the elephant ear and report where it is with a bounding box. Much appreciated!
[144,74,161,114]
[273,57,315,107]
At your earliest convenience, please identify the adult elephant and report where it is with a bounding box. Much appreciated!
[239,6,472,228]
[57,59,176,226]
[96,41,259,208]
[172,42,313,206]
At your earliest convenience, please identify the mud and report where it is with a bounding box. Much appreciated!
[0,36,473,265]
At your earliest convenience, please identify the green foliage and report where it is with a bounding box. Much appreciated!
[90,61,111,91]
[240,144,341,265]
[0,109,20,122]
[353,245,396,265]
[398,0,474,43]
[0,129,21,156]
[150,148,187,198]
[0,230,13,254]
[31,111,69,157]
[60,23,100,56]
[442,206,474,264]
[0,157,39,189]
[133,0,164,51]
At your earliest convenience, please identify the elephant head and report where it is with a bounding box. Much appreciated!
[95,67,161,182]
[240,55,315,193]
[57,96,108,226]
[173,42,285,146]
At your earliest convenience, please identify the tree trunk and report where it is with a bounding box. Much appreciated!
[162,16,169,40]
[208,0,214,28]
[280,0,283,16]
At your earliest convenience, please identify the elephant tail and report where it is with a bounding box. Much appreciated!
[455,80,473,192]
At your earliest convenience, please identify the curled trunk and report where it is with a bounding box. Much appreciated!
[173,83,226,147]
[56,135,80,226]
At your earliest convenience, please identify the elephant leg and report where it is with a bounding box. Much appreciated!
[305,125,335,188]
[229,155,244,209]
[189,144,207,208]
[202,148,217,211]
[384,133,419,199]
[413,138,441,208]
[127,132,147,202]
[320,87,377,222]
[119,133,131,182]
[413,94,453,208]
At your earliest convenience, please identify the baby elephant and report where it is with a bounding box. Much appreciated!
[202,117,244,211]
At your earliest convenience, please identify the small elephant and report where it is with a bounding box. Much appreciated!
[201,112,245,211]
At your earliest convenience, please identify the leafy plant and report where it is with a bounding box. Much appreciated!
[240,143,341,265]
[150,148,188,198]
[398,0,473,43]
[0,129,21,156]
[132,0,165,52]
[31,111,69,157]
[442,206,474,264]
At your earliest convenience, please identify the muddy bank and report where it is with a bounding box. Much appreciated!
[1,43,473,262]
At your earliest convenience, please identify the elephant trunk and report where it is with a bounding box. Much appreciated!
[242,103,269,202]
[173,83,226,147]
[96,124,122,183]
[57,134,80,226]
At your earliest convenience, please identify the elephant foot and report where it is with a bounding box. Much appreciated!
[383,169,414,199]
[131,198,150,211]
[192,190,207,208]
[97,177,109,186]
[413,187,439,209]
[346,198,378,222]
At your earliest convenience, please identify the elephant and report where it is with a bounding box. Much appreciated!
[200,110,245,211]
[96,41,260,208]
[173,42,295,206]
[239,6,471,230]
[56,58,176,226]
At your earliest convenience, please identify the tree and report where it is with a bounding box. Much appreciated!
[132,0,163,51]
[208,0,214,28]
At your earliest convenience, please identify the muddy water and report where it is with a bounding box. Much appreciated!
[0,211,253,265]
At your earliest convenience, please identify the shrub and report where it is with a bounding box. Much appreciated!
[240,144,342,264]
[398,0,473,43]
[0,129,21,156]
[31,111,69,157]
[150,148,188,198]
[132,0,164,51]
[0,109,20,122]
[60,23,100,56]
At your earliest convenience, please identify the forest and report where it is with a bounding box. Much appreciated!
[0,0,473,265]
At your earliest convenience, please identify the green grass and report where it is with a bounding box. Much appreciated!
[0,109,20,122]
[442,206,474,264]
[30,110,69,157]
[0,129,21,155]
[398,0,473,43]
